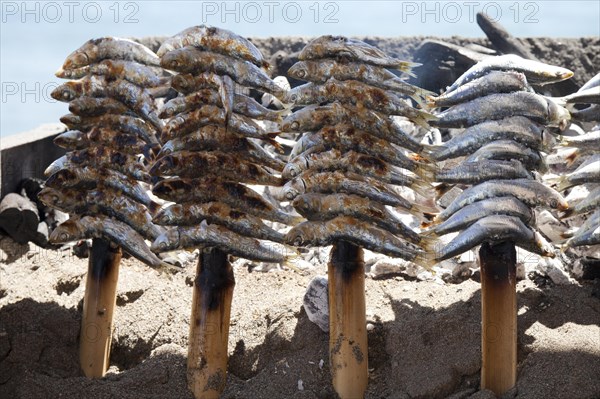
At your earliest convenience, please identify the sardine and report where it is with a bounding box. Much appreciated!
[571,186,600,215]
[571,104,600,122]
[150,150,283,186]
[59,113,158,144]
[289,126,432,177]
[427,116,551,161]
[298,35,419,72]
[580,73,600,92]
[434,215,555,261]
[285,80,435,128]
[157,25,268,68]
[171,72,227,94]
[38,187,87,214]
[561,86,600,105]
[425,197,533,237]
[281,102,425,153]
[52,76,162,130]
[465,140,547,172]
[436,179,569,222]
[558,130,600,150]
[549,155,600,191]
[151,221,292,263]
[162,105,279,144]
[61,37,160,70]
[86,190,164,240]
[53,130,89,150]
[283,149,431,196]
[44,166,160,213]
[292,193,422,244]
[434,159,532,184]
[152,177,302,225]
[68,96,132,117]
[57,59,167,87]
[445,54,573,93]
[50,215,170,270]
[160,47,285,97]
[288,59,434,104]
[153,201,284,243]
[285,216,426,263]
[565,225,600,247]
[428,70,531,108]
[431,91,570,129]
[283,170,426,214]
[86,127,159,159]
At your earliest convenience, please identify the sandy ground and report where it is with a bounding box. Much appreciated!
[0,238,598,399]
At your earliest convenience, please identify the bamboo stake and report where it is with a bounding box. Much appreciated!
[479,241,517,395]
[187,247,235,399]
[328,240,368,399]
[79,238,122,377]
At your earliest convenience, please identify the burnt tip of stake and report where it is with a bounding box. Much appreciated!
[479,241,517,283]
[196,247,235,311]
[90,238,122,281]
[330,240,365,282]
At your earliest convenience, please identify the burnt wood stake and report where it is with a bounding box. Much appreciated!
[328,240,368,398]
[187,247,235,399]
[479,241,517,395]
[80,238,121,377]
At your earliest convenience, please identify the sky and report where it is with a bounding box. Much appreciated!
[1,0,599,138]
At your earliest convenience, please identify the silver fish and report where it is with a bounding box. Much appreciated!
[57,59,167,87]
[61,37,160,70]
[59,113,159,144]
[153,201,284,243]
[434,215,555,261]
[565,225,600,248]
[446,54,573,92]
[428,116,552,161]
[50,215,170,270]
[53,130,89,150]
[285,80,435,128]
[151,221,293,263]
[281,102,425,153]
[160,47,285,97]
[571,104,600,122]
[434,159,533,185]
[571,186,600,215]
[426,196,533,237]
[292,193,422,244]
[288,59,434,104]
[436,179,569,222]
[157,25,268,68]
[152,177,302,225]
[465,140,547,173]
[550,155,600,191]
[432,91,570,129]
[561,86,600,105]
[558,130,600,150]
[579,73,600,92]
[68,96,132,117]
[298,35,419,72]
[285,216,426,263]
[428,70,532,108]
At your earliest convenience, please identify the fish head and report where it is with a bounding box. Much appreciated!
[62,50,90,70]
[152,178,190,198]
[534,231,557,258]
[152,204,182,225]
[159,104,177,119]
[151,228,180,253]
[160,49,189,72]
[37,187,63,208]
[51,83,79,102]
[282,157,308,180]
[44,155,68,177]
[281,113,302,132]
[282,178,306,201]
[157,141,175,158]
[171,73,194,92]
[59,114,81,128]
[45,168,78,188]
[49,218,86,243]
[54,130,84,147]
[546,98,571,131]
[291,194,315,217]
[287,61,310,80]
[284,224,313,247]
[150,155,177,176]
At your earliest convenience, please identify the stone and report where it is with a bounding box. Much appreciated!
[303,275,329,332]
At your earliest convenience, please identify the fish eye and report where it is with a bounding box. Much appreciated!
[159,241,167,249]
[288,165,301,177]
[60,232,68,241]
[285,188,297,200]
[296,68,307,78]
[63,91,71,100]
[290,121,300,131]
[292,235,304,247]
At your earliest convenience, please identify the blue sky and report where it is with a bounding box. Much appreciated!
[1,0,599,137]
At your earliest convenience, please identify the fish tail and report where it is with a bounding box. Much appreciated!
[409,87,437,107]
[411,178,435,198]
[411,201,439,216]
[412,251,437,271]
[281,247,302,271]
[264,133,284,153]
[422,212,437,222]
[434,183,452,197]
[394,61,421,77]
[547,175,572,192]
[565,150,580,166]
[413,162,436,182]
[147,200,162,216]
[423,94,439,109]
[422,144,445,160]
[419,227,438,239]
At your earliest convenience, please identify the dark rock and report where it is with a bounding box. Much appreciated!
[0,193,40,244]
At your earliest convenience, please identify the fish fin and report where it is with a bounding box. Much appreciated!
[422,212,437,222]
[146,200,163,216]
[546,175,572,192]
[422,144,445,160]
[424,95,438,109]
[565,150,580,167]
[412,251,437,270]
[410,88,437,108]
[264,133,284,153]
[411,201,439,217]
[411,109,438,129]
[413,162,436,182]
[281,247,303,272]
[393,61,421,77]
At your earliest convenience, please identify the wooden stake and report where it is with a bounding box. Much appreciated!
[187,247,235,399]
[80,238,121,378]
[480,241,517,395]
[328,240,368,399]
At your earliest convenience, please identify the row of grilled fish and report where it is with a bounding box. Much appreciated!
[41,37,173,270]
[424,55,576,263]
[148,25,299,264]
[280,36,439,266]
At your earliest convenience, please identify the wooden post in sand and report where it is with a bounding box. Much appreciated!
[328,240,368,398]
[187,247,235,399]
[479,241,517,395]
[80,238,121,377]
